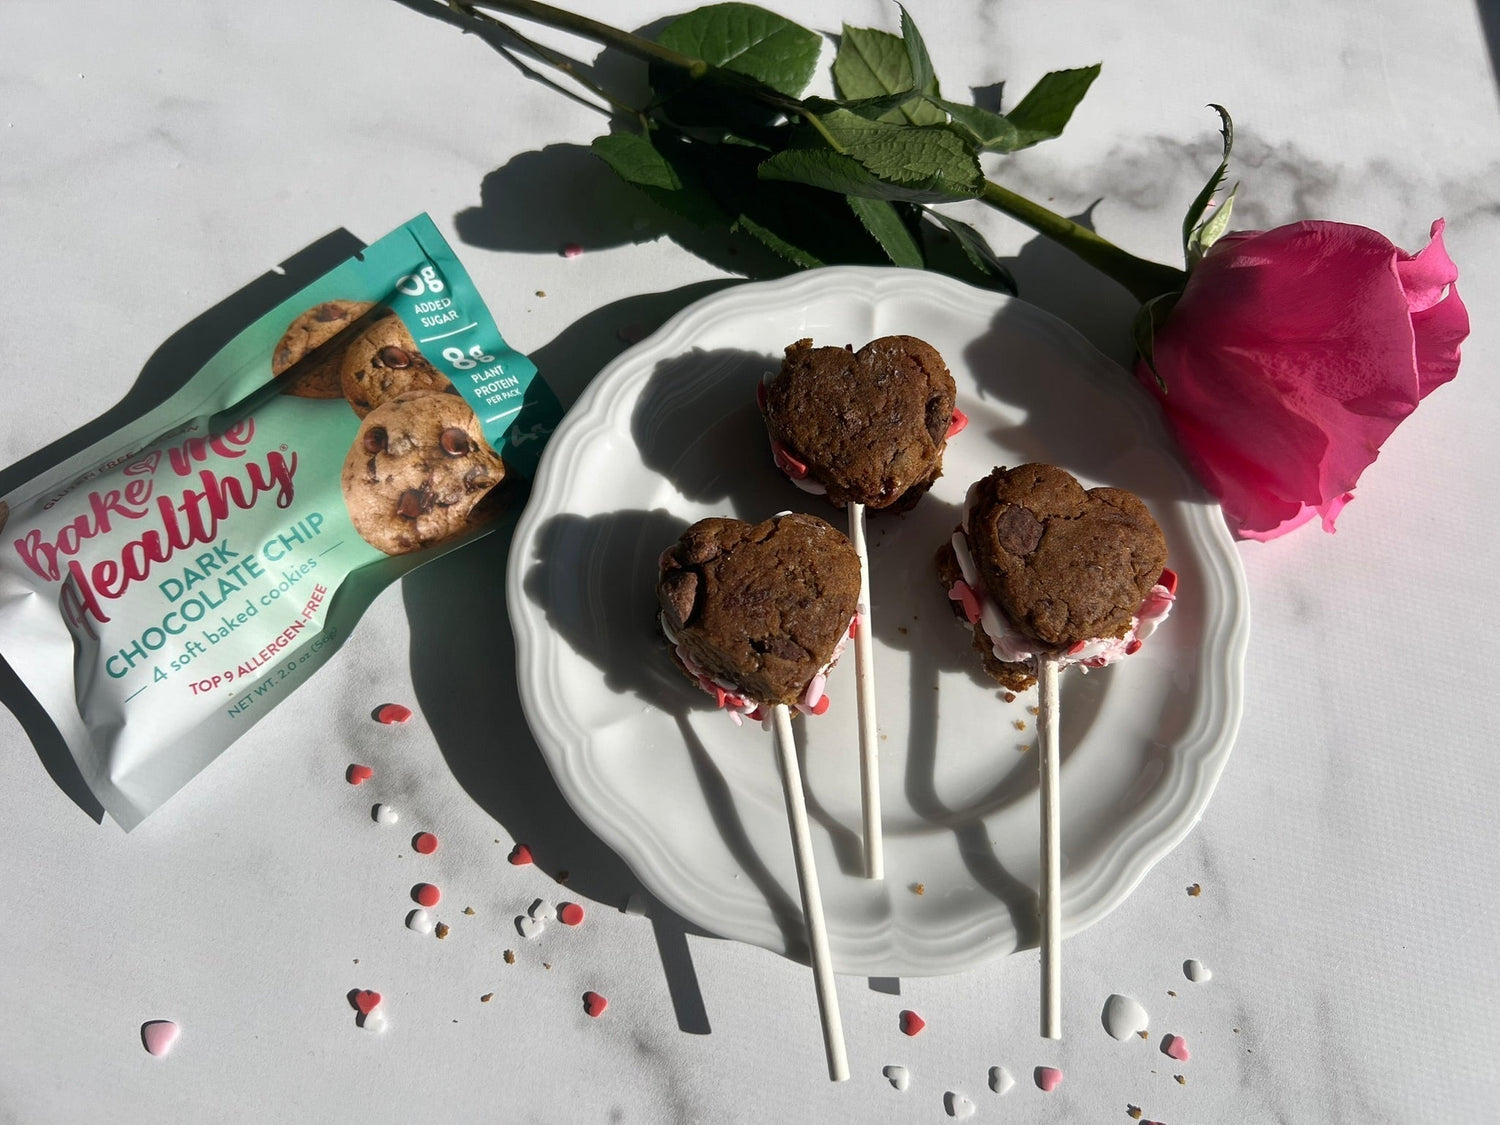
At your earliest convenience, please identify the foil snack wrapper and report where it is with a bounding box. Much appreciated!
[0,215,559,828]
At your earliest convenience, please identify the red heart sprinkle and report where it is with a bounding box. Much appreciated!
[558,902,585,926]
[849,616,858,638]
[508,844,533,866]
[412,883,441,907]
[946,407,970,440]
[1125,639,1143,655]
[346,764,373,785]
[350,989,382,1016]
[810,695,831,716]
[412,832,439,855]
[898,1009,925,1036]
[1067,640,1088,655]
[1159,567,1178,596]
[582,991,608,1017]
[375,703,412,725]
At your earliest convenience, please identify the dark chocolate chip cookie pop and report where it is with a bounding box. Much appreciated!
[937,463,1176,1038]
[759,336,967,881]
[656,512,858,1082]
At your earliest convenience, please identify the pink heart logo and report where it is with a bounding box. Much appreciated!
[123,451,162,477]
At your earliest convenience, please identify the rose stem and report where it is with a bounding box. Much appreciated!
[847,501,884,880]
[1037,654,1063,1039]
[771,702,850,1081]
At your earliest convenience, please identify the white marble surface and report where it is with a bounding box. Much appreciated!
[2,0,1498,1121]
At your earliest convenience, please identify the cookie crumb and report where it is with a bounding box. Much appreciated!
[1174,1075,1186,1085]
[1127,1107,1142,1120]
[435,923,450,940]
[480,993,493,1003]
[912,883,926,896]
[1013,719,1027,731]
[1002,692,1016,703]
[503,950,516,965]
[1167,990,1177,998]
[1187,882,1202,897]
[543,962,553,971]
[1028,705,1040,715]
[463,906,475,916]
[535,290,546,298]
[1138,1030,1150,1040]
[555,869,571,885]
[897,626,908,635]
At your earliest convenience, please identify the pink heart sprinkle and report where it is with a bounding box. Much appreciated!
[583,991,608,1017]
[508,843,533,866]
[945,407,969,440]
[562,243,584,259]
[1035,1066,1063,1092]
[141,1020,179,1057]
[350,989,382,1016]
[375,703,412,725]
[898,1009,925,1036]
[346,764,373,785]
[1163,1033,1190,1061]
[412,832,439,855]
[558,902,585,926]
[412,883,441,908]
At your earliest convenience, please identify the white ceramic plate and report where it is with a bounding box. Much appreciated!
[508,267,1248,977]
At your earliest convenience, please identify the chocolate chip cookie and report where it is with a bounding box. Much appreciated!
[657,513,860,708]
[341,391,506,555]
[762,336,956,510]
[963,463,1166,649]
[273,299,377,398]
[340,315,453,417]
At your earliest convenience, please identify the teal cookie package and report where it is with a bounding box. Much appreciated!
[0,215,560,828]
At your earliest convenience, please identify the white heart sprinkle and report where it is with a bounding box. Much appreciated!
[358,1009,387,1032]
[516,914,546,940]
[373,804,399,825]
[1184,958,1212,982]
[944,1091,975,1118]
[623,893,649,916]
[406,908,434,935]
[881,1064,910,1092]
[528,898,555,922]
[1102,993,1150,1040]
[988,1065,1014,1095]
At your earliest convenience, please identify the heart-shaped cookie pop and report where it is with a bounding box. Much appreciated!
[938,463,1175,690]
[656,513,860,718]
[761,336,957,510]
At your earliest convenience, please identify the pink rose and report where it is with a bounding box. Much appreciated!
[1138,219,1468,540]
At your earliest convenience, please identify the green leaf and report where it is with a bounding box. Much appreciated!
[733,212,826,267]
[846,197,924,267]
[1131,290,1181,392]
[817,109,984,197]
[930,98,1020,152]
[897,4,935,98]
[656,3,821,98]
[1187,182,1238,267]
[1180,104,1234,261]
[759,146,975,203]
[1007,64,1102,148]
[924,211,1018,293]
[591,131,682,190]
[832,24,945,125]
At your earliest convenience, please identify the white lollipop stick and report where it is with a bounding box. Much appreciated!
[771,703,850,1082]
[846,501,883,881]
[1036,654,1062,1039]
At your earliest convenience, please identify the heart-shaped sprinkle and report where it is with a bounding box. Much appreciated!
[1035,1066,1063,1092]
[375,703,412,725]
[516,914,546,940]
[1102,993,1150,1040]
[346,764,373,785]
[528,898,555,922]
[1162,1033,1190,1061]
[946,407,969,440]
[350,989,382,1016]
[882,1064,910,1091]
[582,991,608,1017]
[623,893,648,916]
[373,803,399,825]
[412,883,441,908]
[412,832,439,854]
[1159,567,1178,595]
[1184,958,1211,982]
[358,1008,387,1032]
[988,1065,1015,1095]
[558,902,585,927]
[508,843,533,866]
[898,1009,926,1036]
[406,908,434,934]
[944,1092,975,1119]
[141,1020,180,1057]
